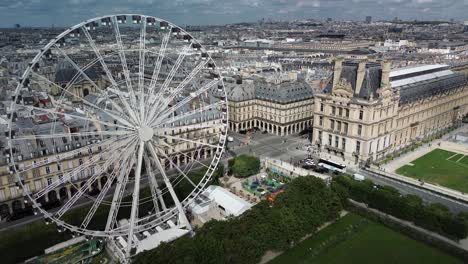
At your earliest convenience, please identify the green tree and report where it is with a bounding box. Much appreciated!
[230,154,260,178]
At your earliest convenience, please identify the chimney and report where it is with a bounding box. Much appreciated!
[355,60,367,96]
[381,60,391,87]
[332,57,343,90]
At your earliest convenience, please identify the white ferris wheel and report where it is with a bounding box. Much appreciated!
[9,14,228,260]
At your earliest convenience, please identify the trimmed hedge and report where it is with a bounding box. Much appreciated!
[332,175,468,241]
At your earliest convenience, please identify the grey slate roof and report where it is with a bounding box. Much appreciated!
[398,73,467,104]
[225,79,314,103]
[323,62,382,100]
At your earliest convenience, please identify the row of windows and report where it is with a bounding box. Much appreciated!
[327,134,347,150]
[320,103,364,120]
[331,106,350,118]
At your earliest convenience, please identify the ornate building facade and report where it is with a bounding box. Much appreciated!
[312,59,468,164]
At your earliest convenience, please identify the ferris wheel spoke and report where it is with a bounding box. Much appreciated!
[137,17,147,124]
[111,16,138,114]
[54,45,101,91]
[81,26,118,87]
[156,101,224,127]
[143,153,164,215]
[126,141,145,256]
[20,104,136,131]
[147,143,192,231]
[105,153,135,231]
[146,25,172,106]
[33,136,133,200]
[153,144,198,190]
[149,44,192,115]
[52,97,136,129]
[152,58,209,119]
[150,79,220,126]
[159,140,211,170]
[80,27,137,122]
[81,140,138,229]
[106,87,141,125]
[55,137,135,219]
[29,72,130,124]
[12,130,131,142]
[138,16,147,96]
[164,122,225,132]
[159,134,221,149]
[16,135,126,175]
[106,97,134,123]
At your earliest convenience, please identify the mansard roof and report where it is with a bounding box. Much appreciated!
[396,72,467,104]
[225,78,314,103]
[323,61,383,100]
[390,64,467,104]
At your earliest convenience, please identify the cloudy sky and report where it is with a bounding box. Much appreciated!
[0,0,467,27]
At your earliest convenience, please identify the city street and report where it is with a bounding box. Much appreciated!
[0,131,312,232]
[359,169,468,213]
[3,131,468,233]
[226,131,311,164]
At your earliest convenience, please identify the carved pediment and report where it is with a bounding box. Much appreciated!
[376,85,393,100]
[332,78,353,97]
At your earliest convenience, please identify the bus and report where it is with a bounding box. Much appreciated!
[318,159,346,173]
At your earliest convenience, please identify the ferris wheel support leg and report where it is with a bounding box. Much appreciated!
[105,155,134,232]
[147,143,192,232]
[125,142,145,259]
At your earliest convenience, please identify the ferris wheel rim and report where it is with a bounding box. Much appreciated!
[9,13,229,239]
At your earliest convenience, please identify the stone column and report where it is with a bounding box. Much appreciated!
[66,186,72,199]
[8,202,13,214]
[97,178,103,190]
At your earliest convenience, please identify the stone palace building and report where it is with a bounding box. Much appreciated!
[227,59,468,165]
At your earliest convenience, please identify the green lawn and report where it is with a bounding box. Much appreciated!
[269,213,462,264]
[460,156,468,166]
[396,148,468,193]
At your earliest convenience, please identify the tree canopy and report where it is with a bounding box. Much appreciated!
[333,175,468,241]
[228,154,261,178]
[134,176,342,264]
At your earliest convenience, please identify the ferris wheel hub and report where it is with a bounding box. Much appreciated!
[138,126,154,141]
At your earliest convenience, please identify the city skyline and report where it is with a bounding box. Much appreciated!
[0,0,467,27]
